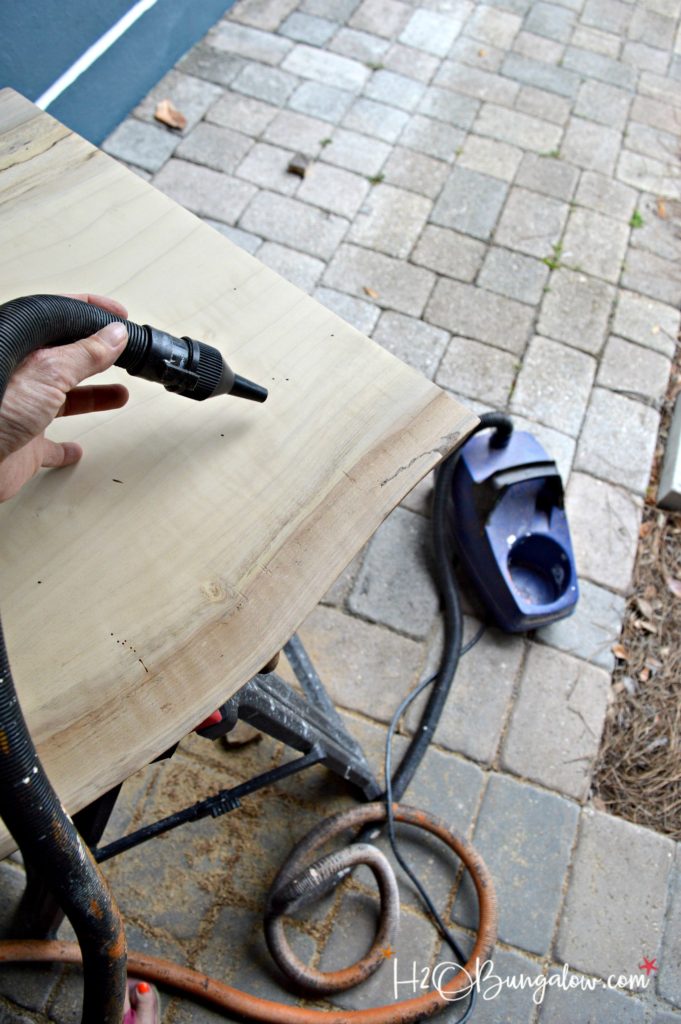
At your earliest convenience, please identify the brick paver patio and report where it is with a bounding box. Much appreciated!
[2,0,681,1021]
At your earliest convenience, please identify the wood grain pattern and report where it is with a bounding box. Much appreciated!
[0,89,476,857]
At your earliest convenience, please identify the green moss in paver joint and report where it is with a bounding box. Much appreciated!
[320,137,332,147]
[367,172,385,184]
[542,241,563,270]
[365,61,384,70]
[629,210,644,229]
[540,148,561,158]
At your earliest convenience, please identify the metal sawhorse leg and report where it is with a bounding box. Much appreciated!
[15,635,379,937]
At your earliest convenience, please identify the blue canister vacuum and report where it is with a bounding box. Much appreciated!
[450,413,579,633]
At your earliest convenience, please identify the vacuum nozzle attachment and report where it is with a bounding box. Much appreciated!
[230,374,269,403]
[0,295,268,410]
[116,326,268,403]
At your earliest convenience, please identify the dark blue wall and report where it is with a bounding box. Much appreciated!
[0,0,234,144]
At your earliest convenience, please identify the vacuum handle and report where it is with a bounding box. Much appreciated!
[489,462,561,492]
[474,461,564,522]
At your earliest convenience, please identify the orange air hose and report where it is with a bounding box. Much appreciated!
[0,804,497,1023]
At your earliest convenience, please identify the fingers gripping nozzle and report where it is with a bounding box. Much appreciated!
[117,327,268,403]
[0,295,268,405]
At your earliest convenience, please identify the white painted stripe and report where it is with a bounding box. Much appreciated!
[35,0,161,110]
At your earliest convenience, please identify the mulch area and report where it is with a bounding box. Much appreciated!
[592,339,681,841]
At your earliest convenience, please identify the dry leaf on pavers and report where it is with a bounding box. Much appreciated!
[287,154,311,178]
[363,286,379,298]
[657,198,667,218]
[666,576,681,598]
[612,642,630,660]
[155,99,187,130]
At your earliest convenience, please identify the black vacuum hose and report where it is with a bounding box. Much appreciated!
[0,296,153,1023]
[0,294,148,382]
[0,623,127,1021]
[387,411,512,802]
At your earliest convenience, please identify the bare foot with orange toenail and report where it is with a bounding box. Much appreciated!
[122,979,159,1023]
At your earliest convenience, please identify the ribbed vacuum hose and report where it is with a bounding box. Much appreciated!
[0,294,149,379]
[0,296,133,1022]
[265,840,400,993]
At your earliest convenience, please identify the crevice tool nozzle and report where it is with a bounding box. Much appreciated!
[231,373,269,403]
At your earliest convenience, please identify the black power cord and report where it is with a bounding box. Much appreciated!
[383,629,486,1024]
[379,413,512,1023]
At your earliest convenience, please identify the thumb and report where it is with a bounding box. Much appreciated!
[46,322,129,391]
[40,438,83,470]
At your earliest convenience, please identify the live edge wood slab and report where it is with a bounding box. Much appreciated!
[0,88,476,857]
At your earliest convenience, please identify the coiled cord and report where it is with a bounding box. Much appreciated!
[262,415,509,1021]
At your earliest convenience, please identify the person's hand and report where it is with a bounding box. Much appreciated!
[0,293,130,502]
